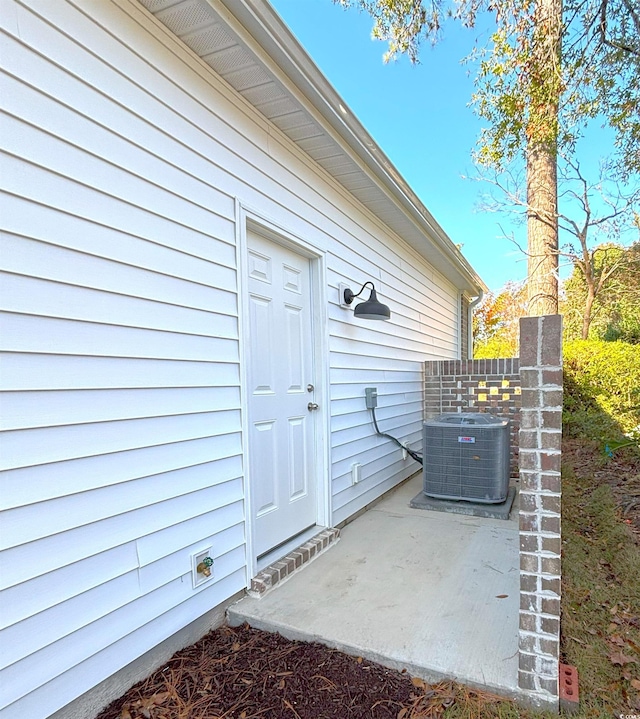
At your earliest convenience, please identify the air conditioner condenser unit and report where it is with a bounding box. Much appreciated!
[422,413,510,504]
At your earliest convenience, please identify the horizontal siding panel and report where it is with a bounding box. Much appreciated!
[1,435,242,510]
[1,155,236,269]
[333,465,419,524]
[2,192,236,280]
[331,416,420,452]
[1,232,237,304]
[330,310,457,350]
[0,571,141,671]
[331,399,423,425]
[330,353,427,373]
[327,307,456,357]
[1,478,244,589]
[1,409,240,470]
[0,5,272,218]
[329,422,381,450]
[330,407,423,435]
[0,544,139,628]
[329,367,423,384]
[2,386,241,430]
[330,380,421,401]
[0,562,247,711]
[1,354,240,391]
[329,334,449,362]
[327,294,458,338]
[0,569,246,719]
[1,273,238,337]
[328,317,457,355]
[3,114,228,241]
[328,311,430,347]
[1,455,243,550]
[1,539,244,670]
[0,31,240,258]
[3,73,236,234]
[136,500,245,567]
[0,504,244,623]
[332,423,421,465]
[0,313,239,362]
[329,393,422,418]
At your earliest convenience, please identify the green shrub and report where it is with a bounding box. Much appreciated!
[563,339,640,439]
[473,336,518,359]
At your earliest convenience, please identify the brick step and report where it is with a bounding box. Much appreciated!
[249,528,340,597]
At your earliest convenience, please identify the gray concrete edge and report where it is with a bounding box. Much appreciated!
[50,589,245,719]
[227,604,527,704]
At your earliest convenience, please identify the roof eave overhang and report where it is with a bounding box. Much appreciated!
[216,0,485,294]
[140,0,486,295]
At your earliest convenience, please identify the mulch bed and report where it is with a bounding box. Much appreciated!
[96,623,504,719]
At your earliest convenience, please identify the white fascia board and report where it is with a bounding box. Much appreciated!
[210,0,486,294]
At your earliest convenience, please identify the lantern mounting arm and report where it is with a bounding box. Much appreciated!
[343,281,375,306]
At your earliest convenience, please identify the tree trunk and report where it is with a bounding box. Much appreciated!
[582,283,595,339]
[526,0,562,317]
[527,142,559,316]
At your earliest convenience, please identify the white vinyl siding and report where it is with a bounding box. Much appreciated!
[0,0,461,716]
[327,252,458,524]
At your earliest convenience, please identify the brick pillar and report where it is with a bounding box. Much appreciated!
[517,315,563,708]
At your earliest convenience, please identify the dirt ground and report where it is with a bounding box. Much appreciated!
[564,438,640,542]
[96,623,506,719]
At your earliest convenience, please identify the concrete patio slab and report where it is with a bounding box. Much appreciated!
[228,474,521,698]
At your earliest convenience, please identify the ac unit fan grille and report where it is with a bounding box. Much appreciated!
[422,415,510,504]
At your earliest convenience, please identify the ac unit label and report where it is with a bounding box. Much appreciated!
[458,436,476,443]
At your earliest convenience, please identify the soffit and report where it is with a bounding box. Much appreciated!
[137,0,485,293]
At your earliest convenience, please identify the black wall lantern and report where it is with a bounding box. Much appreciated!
[343,281,391,321]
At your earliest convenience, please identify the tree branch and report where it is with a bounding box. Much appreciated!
[599,0,640,57]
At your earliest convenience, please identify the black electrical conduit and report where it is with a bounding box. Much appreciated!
[370,407,423,465]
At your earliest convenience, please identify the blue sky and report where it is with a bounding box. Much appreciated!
[269,0,619,291]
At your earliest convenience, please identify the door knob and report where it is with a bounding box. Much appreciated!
[307,402,319,411]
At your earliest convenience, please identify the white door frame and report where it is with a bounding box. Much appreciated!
[236,201,331,584]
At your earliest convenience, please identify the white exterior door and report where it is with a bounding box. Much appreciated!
[246,231,318,557]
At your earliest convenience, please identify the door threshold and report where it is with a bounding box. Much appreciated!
[250,527,340,597]
[256,525,318,573]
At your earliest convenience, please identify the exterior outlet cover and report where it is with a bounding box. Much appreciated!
[191,547,213,589]
[351,462,362,484]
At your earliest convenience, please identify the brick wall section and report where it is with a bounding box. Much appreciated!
[424,358,521,476]
[517,315,563,708]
